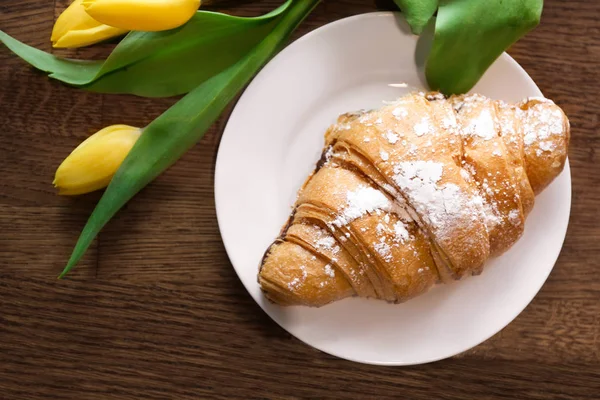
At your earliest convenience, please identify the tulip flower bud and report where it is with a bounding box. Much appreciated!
[54,125,141,195]
[51,0,129,48]
[82,0,201,32]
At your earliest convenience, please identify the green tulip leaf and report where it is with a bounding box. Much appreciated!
[58,0,320,277]
[426,0,543,94]
[393,0,438,34]
[0,31,103,84]
[0,2,293,97]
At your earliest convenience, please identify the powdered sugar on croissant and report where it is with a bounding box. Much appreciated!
[259,92,570,307]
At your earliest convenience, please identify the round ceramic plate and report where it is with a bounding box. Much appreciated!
[214,12,571,365]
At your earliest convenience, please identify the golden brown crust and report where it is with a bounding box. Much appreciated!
[517,98,570,194]
[258,93,570,307]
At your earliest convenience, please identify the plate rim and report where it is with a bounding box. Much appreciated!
[214,11,572,366]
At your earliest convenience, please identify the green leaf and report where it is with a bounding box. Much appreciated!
[0,2,294,97]
[426,0,543,95]
[59,0,321,278]
[0,31,102,84]
[393,0,438,34]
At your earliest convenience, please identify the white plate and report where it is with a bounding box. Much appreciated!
[214,12,571,365]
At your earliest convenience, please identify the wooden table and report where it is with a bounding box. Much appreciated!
[1,0,599,398]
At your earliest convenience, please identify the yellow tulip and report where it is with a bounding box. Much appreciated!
[51,0,129,48]
[82,0,201,32]
[54,125,141,195]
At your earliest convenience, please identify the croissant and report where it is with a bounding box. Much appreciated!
[258,92,570,307]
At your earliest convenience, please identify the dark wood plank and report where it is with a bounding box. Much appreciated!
[1,276,599,400]
[1,0,599,399]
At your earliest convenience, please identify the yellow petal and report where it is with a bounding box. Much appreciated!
[82,0,201,32]
[52,0,129,48]
[54,125,141,195]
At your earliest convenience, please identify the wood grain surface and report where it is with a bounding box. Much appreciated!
[1,0,599,399]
